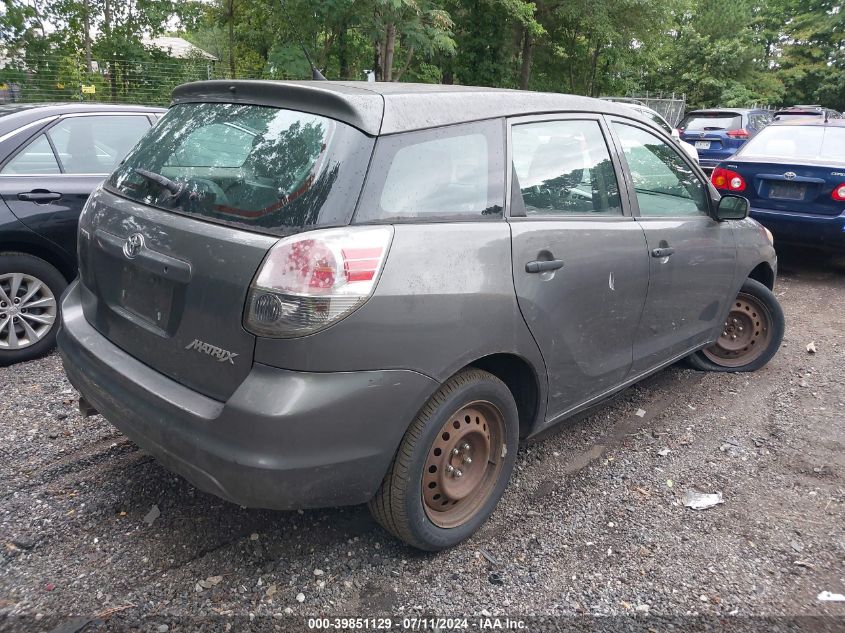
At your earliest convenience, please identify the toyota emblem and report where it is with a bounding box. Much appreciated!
[123,233,145,259]
[783,171,797,180]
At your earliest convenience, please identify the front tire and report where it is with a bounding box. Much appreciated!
[368,369,519,551]
[688,278,784,372]
[0,253,67,367]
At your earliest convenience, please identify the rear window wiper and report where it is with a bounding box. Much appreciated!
[134,168,183,196]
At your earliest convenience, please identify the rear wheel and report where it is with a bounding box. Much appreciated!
[688,278,784,372]
[368,369,518,551]
[0,253,67,367]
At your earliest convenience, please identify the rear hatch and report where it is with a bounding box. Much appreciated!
[719,123,845,216]
[78,100,374,401]
[679,111,745,158]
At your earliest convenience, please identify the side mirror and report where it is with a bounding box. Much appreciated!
[715,194,749,221]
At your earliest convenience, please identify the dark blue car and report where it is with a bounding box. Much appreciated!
[710,118,845,250]
[679,108,773,172]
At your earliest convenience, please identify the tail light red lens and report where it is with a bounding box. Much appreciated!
[726,129,750,139]
[711,167,747,192]
[832,183,845,201]
[244,226,393,337]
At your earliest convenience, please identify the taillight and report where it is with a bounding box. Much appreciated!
[244,226,393,337]
[711,167,746,192]
[832,183,845,201]
[726,129,749,139]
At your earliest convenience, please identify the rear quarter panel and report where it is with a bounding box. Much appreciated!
[253,222,548,418]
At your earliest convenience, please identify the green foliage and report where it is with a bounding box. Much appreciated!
[0,0,841,110]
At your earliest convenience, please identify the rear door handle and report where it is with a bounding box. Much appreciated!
[18,191,62,203]
[525,259,564,273]
[651,247,675,258]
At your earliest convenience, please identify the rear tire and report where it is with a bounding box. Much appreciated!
[0,253,67,367]
[368,369,519,551]
[687,278,784,372]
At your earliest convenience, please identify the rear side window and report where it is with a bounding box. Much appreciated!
[355,120,504,223]
[48,115,151,174]
[511,119,621,216]
[680,113,742,131]
[108,103,374,235]
[1,134,60,174]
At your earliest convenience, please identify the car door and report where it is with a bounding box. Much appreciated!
[608,118,736,373]
[0,113,152,259]
[508,115,650,423]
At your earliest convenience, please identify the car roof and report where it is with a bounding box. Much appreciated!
[769,117,845,127]
[0,103,166,138]
[171,80,639,136]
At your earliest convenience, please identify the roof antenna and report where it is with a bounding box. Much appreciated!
[279,0,326,80]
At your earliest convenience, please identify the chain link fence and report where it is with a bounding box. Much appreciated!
[0,54,232,106]
[601,93,688,126]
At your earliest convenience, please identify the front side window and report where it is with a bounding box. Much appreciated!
[1,134,60,174]
[613,122,708,218]
[109,102,373,234]
[355,119,504,223]
[512,119,621,216]
[48,115,151,174]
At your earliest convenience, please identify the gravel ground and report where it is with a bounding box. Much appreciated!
[1,248,843,633]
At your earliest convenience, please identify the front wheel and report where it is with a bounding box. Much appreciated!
[688,278,785,372]
[0,253,67,366]
[368,369,519,551]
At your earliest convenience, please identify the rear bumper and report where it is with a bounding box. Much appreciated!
[750,207,845,249]
[57,280,439,510]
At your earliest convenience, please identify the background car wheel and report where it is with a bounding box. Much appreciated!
[0,253,67,367]
[368,368,519,551]
[687,278,784,373]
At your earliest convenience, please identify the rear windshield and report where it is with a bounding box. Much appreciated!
[680,113,742,131]
[108,102,373,235]
[775,111,823,118]
[737,125,845,161]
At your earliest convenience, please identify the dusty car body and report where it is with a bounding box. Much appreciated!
[58,81,783,550]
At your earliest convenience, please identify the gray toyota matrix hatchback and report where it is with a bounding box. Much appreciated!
[58,81,784,551]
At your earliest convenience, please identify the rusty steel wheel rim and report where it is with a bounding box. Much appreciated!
[422,401,506,529]
[702,292,772,368]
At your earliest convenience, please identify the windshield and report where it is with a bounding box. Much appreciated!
[108,102,373,235]
[737,125,845,161]
[680,113,742,131]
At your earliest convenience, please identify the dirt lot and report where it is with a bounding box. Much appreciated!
[1,248,843,632]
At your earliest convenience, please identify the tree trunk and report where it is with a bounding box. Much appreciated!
[83,0,92,73]
[374,41,382,81]
[338,27,349,79]
[227,0,236,78]
[519,27,533,90]
[588,44,601,96]
[393,44,415,82]
[382,23,396,81]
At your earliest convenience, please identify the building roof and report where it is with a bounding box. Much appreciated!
[171,80,638,136]
[144,37,217,61]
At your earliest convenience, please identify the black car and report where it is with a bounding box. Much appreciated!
[0,103,164,365]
